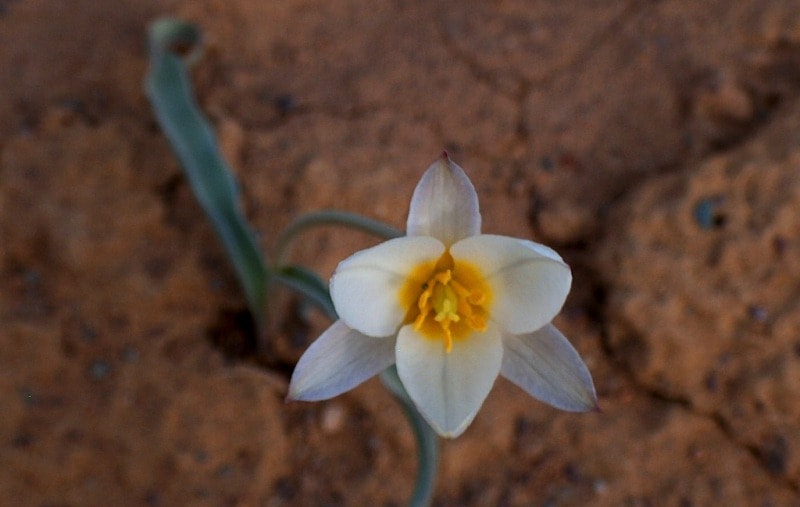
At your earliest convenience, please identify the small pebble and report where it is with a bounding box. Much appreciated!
[321,403,346,434]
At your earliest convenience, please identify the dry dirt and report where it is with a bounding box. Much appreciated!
[2,1,800,505]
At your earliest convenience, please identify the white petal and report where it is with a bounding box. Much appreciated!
[331,236,445,337]
[501,324,597,411]
[517,239,564,263]
[406,154,481,246]
[288,320,396,401]
[396,324,503,438]
[451,234,571,335]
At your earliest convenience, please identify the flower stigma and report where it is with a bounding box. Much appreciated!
[400,251,491,353]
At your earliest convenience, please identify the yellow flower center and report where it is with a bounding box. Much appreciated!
[400,251,492,353]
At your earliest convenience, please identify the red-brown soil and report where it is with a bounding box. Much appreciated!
[2,1,800,505]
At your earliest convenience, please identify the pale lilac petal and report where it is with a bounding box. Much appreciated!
[288,320,396,401]
[396,324,503,438]
[451,234,571,335]
[331,236,444,337]
[406,154,481,246]
[501,324,597,411]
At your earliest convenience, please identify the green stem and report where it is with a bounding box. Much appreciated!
[145,18,269,331]
[381,366,439,507]
[275,210,402,265]
[272,264,337,320]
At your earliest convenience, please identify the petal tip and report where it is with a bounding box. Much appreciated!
[287,321,396,402]
[406,155,481,244]
[437,429,462,439]
[568,388,600,413]
[500,324,598,412]
[422,414,473,439]
[396,325,502,440]
[285,379,313,402]
[441,419,473,439]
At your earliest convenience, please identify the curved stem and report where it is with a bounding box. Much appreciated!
[381,366,439,507]
[275,210,402,265]
[271,264,337,320]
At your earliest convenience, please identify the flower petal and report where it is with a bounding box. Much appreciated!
[451,234,571,334]
[517,239,564,263]
[396,324,503,438]
[288,320,396,401]
[331,236,445,337]
[501,324,597,411]
[406,154,481,246]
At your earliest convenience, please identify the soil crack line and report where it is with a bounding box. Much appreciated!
[594,305,798,494]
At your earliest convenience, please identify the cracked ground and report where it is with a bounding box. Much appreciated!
[2,0,800,505]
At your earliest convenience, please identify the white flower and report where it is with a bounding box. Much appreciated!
[288,154,597,438]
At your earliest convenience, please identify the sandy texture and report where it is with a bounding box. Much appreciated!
[2,0,800,505]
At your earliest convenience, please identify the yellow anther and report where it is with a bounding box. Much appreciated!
[413,312,426,330]
[400,252,492,353]
[450,279,471,298]
[468,291,485,305]
[467,314,487,331]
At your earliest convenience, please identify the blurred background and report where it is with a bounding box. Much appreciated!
[2,0,799,505]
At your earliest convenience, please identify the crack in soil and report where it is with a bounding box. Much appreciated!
[589,272,799,494]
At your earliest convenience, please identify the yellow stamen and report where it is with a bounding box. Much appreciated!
[399,251,492,353]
